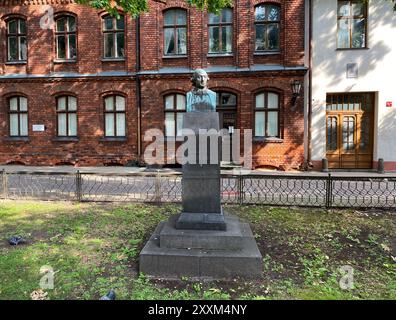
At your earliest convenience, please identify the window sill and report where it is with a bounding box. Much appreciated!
[101,58,126,62]
[52,137,79,142]
[53,59,77,64]
[336,47,369,51]
[5,61,27,65]
[207,53,233,57]
[4,137,29,142]
[162,55,188,59]
[99,137,127,142]
[254,51,280,56]
[253,137,283,143]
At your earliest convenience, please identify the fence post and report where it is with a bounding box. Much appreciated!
[237,174,243,205]
[75,170,82,202]
[2,170,8,199]
[325,173,332,209]
[154,170,162,204]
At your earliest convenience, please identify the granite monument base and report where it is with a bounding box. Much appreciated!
[139,214,263,279]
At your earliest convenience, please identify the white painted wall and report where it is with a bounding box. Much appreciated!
[310,0,396,164]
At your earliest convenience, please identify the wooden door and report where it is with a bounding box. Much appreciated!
[326,93,374,169]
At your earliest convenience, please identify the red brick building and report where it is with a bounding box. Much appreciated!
[0,0,307,170]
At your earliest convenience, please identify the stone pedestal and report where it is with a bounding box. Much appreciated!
[139,112,262,279]
[139,215,263,279]
[176,112,226,230]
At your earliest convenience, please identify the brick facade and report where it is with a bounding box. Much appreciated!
[0,0,307,170]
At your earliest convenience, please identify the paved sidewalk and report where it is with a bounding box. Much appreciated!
[1,165,395,177]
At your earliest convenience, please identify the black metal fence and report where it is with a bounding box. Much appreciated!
[1,170,396,209]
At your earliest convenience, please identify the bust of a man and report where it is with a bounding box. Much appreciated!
[186,69,216,113]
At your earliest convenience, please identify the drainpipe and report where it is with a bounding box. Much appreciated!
[307,0,313,167]
[136,15,142,159]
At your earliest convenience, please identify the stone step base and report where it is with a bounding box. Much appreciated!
[139,215,263,279]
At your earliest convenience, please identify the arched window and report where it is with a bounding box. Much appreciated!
[254,92,280,137]
[254,4,280,51]
[208,8,233,54]
[8,96,28,136]
[104,95,126,137]
[163,9,187,55]
[7,18,27,62]
[164,93,186,137]
[216,92,237,110]
[103,15,125,58]
[55,15,77,60]
[56,96,77,136]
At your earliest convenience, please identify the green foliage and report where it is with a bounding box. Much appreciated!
[75,0,234,17]
[75,0,395,17]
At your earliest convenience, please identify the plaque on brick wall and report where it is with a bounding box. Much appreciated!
[32,125,45,132]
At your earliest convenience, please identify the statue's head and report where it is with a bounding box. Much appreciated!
[191,69,209,89]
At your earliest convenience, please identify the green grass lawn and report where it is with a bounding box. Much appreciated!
[0,200,395,300]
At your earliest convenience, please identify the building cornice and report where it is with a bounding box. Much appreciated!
[0,0,74,5]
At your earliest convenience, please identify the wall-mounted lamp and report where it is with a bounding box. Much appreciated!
[291,80,302,107]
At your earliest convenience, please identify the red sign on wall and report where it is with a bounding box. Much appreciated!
[386,101,393,107]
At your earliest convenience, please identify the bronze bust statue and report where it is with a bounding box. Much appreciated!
[186,69,216,113]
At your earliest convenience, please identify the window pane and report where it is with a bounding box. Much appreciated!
[116,113,126,136]
[209,26,220,53]
[337,19,350,48]
[165,113,175,137]
[176,95,186,110]
[255,112,265,137]
[20,37,27,60]
[221,93,236,106]
[10,114,19,136]
[352,18,365,48]
[68,97,77,111]
[116,32,125,57]
[104,17,113,30]
[8,37,18,60]
[57,35,66,59]
[176,113,184,136]
[267,6,280,21]
[255,25,265,51]
[9,97,18,111]
[56,18,65,32]
[268,111,278,137]
[19,19,26,34]
[19,97,27,111]
[68,34,77,59]
[352,2,365,16]
[256,94,265,109]
[209,13,220,24]
[116,96,125,111]
[222,26,232,52]
[105,114,114,136]
[8,20,17,33]
[104,33,114,57]
[58,97,66,111]
[165,95,174,110]
[177,28,187,54]
[255,6,266,21]
[164,10,174,26]
[268,93,279,109]
[68,16,76,32]
[267,24,279,50]
[105,97,114,111]
[222,8,232,23]
[176,10,186,25]
[58,113,67,136]
[68,113,77,136]
[164,28,175,54]
[20,114,28,136]
[116,16,125,30]
[338,1,350,16]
